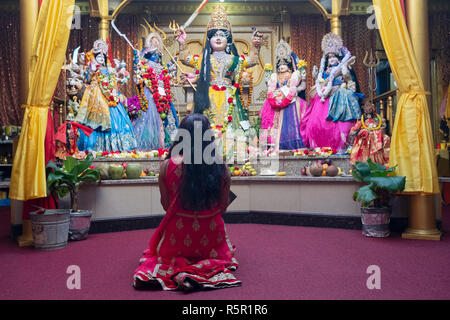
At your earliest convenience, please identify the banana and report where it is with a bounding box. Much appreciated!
[276,172,286,176]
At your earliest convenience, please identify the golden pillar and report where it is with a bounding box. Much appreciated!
[90,0,131,40]
[330,0,342,37]
[402,0,442,241]
[99,18,109,40]
[17,0,39,247]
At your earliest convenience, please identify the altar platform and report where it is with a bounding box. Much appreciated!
[49,155,441,235]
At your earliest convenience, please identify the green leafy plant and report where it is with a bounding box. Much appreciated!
[46,153,100,212]
[352,159,406,208]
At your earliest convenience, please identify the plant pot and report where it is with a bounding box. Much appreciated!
[30,209,71,250]
[108,164,124,180]
[361,206,392,238]
[126,163,142,179]
[69,210,92,241]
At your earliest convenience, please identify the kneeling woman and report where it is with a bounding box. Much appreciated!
[133,113,241,290]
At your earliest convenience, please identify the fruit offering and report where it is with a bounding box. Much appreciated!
[229,162,257,176]
[301,160,343,177]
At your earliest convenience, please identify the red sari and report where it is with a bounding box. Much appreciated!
[133,155,241,290]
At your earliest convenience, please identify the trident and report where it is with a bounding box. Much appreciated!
[363,50,380,103]
[143,19,196,91]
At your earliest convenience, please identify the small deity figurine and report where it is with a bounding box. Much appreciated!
[55,121,93,160]
[65,96,79,122]
[133,27,179,150]
[259,40,308,151]
[301,33,364,153]
[349,100,390,166]
[70,39,137,152]
[176,4,263,139]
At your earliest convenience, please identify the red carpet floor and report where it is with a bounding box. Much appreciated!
[1,206,449,300]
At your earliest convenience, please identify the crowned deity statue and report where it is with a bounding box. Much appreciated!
[69,39,137,152]
[132,26,179,151]
[259,40,308,152]
[301,33,364,153]
[349,100,390,166]
[176,5,263,142]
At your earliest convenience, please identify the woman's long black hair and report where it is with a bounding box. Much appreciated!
[167,113,228,211]
[194,28,239,114]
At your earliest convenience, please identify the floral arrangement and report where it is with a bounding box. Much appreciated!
[127,96,142,120]
[297,59,307,70]
[87,148,169,159]
[293,147,336,156]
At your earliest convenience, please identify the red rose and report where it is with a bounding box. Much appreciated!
[162,69,168,74]
[195,70,199,75]
[228,116,233,122]
[233,83,239,89]
[228,97,233,103]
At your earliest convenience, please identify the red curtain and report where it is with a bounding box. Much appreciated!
[0,13,22,126]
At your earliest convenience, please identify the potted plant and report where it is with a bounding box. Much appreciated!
[46,153,101,241]
[352,159,406,237]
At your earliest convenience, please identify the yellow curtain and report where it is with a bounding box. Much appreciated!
[9,0,75,201]
[373,0,439,194]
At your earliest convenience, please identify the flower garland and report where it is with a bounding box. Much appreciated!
[136,82,149,112]
[97,69,120,107]
[204,84,238,135]
[137,60,173,120]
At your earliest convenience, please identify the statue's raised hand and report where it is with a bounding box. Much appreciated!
[176,28,187,43]
[251,29,263,47]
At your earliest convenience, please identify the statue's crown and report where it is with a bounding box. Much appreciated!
[207,5,231,31]
[321,32,343,56]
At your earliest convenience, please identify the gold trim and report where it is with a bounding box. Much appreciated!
[176,208,222,219]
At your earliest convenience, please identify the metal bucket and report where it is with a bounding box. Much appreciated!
[361,207,392,237]
[69,210,92,241]
[30,209,71,250]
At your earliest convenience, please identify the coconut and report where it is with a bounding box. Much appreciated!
[326,165,339,177]
[310,162,323,176]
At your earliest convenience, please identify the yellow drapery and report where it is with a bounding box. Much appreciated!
[373,0,439,194]
[9,0,75,200]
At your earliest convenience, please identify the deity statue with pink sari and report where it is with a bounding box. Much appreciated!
[301,33,364,153]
